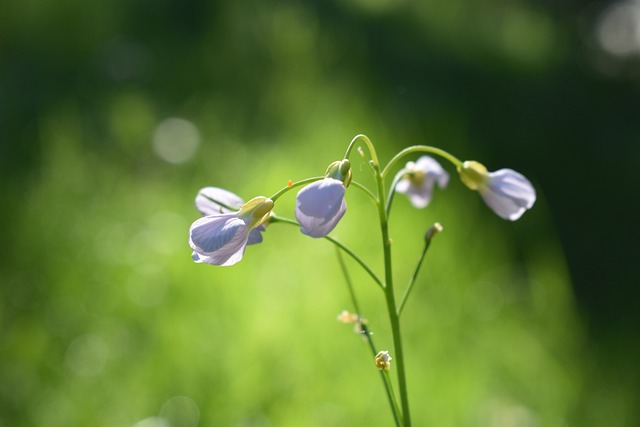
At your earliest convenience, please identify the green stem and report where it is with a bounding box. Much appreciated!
[335,249,403,427]
[344,134,380,167]
[270,176,325,202]
[385,171,404,218]
[398,231,434,316]
[369,151,412,426]
[335,247,362,315]
[270,215,384,290]
[350,180,379,206]
[383,370,405,426]
[381,146,463,179]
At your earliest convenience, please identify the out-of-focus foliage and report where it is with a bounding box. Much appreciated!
[2,0,638,426]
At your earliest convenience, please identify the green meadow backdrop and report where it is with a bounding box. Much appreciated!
[2,1,638,426]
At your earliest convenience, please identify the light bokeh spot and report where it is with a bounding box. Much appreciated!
[159,396,200,427]
[597,1,640,57]
[152,118,200,164]
[65,334,109,377]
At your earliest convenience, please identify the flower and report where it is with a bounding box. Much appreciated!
[374,351,392,372]
[396,156,449,208]
[189,196,274,266]
[295,178,347,238]
[195,187,265,245]
[337,310,368,334]
[458,161,536,221]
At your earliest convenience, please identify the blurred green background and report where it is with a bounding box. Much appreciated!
[2,0,639,426]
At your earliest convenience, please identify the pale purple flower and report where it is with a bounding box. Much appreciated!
[295,178,347,238]
[396,156,449,208]
[459,161,536,221]
[189,196,273,266]
[195,187,264,245]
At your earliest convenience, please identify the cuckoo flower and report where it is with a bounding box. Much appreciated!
[458,161,536,221]
[195,187,265,245]
[189,196,274,266]
[396,156,449,208]
[295,160,351,238]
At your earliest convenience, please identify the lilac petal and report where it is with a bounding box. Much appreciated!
[189,214,250,266]
[416,156,449,188]
[195,187,244,216]
[295,178,347,238]
[296,179,345,219]
[297,198,347,238]
[480,191,528,221]
[395,179,410,193]
[481,169,536,220]
[193,249,247,266]
[396,156,449,209]
[247,226,264,245]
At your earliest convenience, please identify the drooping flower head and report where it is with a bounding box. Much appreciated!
[195,187,266,245]
[458,161,536,221]
[295,159,351,238]
[189,196,274,266]
[396,156,449,208]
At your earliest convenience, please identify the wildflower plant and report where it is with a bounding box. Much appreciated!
[188,135,536,426]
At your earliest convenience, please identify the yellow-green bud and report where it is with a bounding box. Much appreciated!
[424,222,443,242]
[239,196,274,229]
[458,161,489,191]
[325,159,352,187]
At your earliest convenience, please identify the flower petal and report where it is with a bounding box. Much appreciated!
[297,198,346,238]
[247,226,264,245]
[195,187,244,216]
[396,156,449,208]
[189,214,250,266]
[295,178,347,238]
[416,156,449,187]
[480,169,536,220]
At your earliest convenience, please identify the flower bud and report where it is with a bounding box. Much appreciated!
[424,222,443,242]
[457,161,536,221]
[374,351,392,372]
[457,161,489,191]
[325,159,352,187]
[238,197,274,229]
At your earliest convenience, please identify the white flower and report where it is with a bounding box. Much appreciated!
[295,178,347,238]
[459,161,536,221]
[189,196,273,266]
[396,156,449,208]
[195,187,265,245]
[374,350,392,372]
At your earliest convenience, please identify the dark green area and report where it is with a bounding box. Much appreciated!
[2,0,638,425]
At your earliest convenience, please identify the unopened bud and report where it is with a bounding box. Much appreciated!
[374,351,392,372]
[458,161,489,191]
[325,159,352,187]
[424,222,443,242]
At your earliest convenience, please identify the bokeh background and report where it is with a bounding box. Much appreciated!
[2,0,639,426]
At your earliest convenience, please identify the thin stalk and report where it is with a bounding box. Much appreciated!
[350,180,379,207]
[335,247,362,315]
[270,215,384,290]
[383,370,404,426]
[398,235,431,316]
[344,134,380,167]
[372,159,412,426]
[385,171,404,218]
[335,248,403,427]
[270,176,324,202]
[381,146,462,179]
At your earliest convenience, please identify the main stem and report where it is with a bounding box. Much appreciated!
[374,165,412,426]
